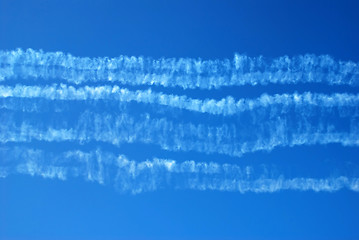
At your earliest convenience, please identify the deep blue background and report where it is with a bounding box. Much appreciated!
[1,0,359,59]
[1,0,359,239]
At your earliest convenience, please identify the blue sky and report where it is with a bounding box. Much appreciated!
[1,0,359,239]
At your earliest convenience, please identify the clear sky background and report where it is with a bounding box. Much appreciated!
[1,0,359,239]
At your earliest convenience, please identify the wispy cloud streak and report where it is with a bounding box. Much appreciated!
[1,111,358,157]
[1,147,358,194]
[1,48,359,194]
[1,84,359,116]
[1,49,358,88]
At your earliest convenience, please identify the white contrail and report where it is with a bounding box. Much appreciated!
[1,48,358,88]
[1,84,359,116]
[0,98,62,113]
[1,111,358,157]
[1,147,358,194]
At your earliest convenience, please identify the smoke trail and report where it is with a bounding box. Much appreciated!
[1,146,358,194]
[1,84,359,116]
[0,97,67,113]
[1,48,358,88]
[1,110,358,157]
